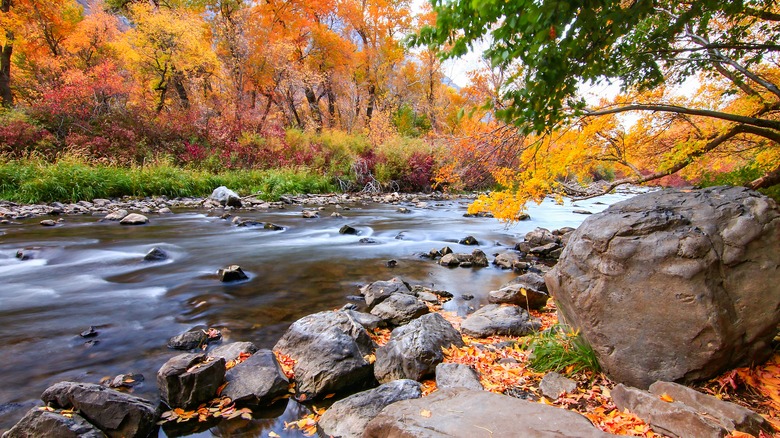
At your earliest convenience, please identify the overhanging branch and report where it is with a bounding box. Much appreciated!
[583,104,780,131]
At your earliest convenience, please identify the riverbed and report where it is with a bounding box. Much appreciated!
[0,192,635,436]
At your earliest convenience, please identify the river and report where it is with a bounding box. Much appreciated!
[0,191,635,436]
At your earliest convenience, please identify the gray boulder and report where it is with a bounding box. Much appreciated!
[102,210,128,221]
[364,387,611,437]
[167,326,215,350]
[157,353,226,409]
[435,363,483,390]
[525,227,557,246]
[119,214,148,225]
[361,278,412,309]
[343,310,385,330]
[460,304,541,337]
[273,311,375,399]
[40,381,157,438]
[547,186,780,388]
[207,342,258,363]
[318,379,422,438]
[471,249,489,267]
[493,251,522,269]
[2,409,105,438]
[374,313,464,383]
[222,350,289,405]
[539,372,577,398]
[369,293,429,326]
[210,186,242,208]
[143,247,168,262]
[488,278,550,310]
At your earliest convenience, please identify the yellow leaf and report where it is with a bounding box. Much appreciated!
[659,393,674,402]
[520,288,527,297]
[420,409,432,418]
[269,432,281,438]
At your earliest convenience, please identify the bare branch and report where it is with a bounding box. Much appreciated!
[583,104,780,131]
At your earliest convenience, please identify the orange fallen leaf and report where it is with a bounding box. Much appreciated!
[420,409,432,418]
[659,393,674,402]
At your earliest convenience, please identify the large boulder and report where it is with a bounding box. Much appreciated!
[157,353,226,410]
[210,186,242,208]
[273,311,375,399]
[547,186,780,388]
[369,293,429,326]
[221,349,289,405]
[364,387,611,437]
[40,382,157,438]
[374,313,464,383]
[317,379,422,438]
[460,304,541,338]
[3,409,105,438]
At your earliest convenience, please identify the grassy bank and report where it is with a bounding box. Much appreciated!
[0,157,336,204]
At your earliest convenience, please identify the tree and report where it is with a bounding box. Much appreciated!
[417,0,780,200]
[0,0,13,106]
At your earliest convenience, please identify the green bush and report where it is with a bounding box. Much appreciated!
[522,325,600,376]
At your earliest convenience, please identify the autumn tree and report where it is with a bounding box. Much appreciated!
[1,0,13,106]
[417,0,780,203]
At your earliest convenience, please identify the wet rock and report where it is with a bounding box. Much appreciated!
[302,210,319,218]
[539,372,577,398]
[461,304,541,338]
[397,207,411,214]
[119,214,148,225]
[460,294,474,301]
[40,381,158,438]
[102,210,128,221]
[235,219,263,227]
[488,283,550,310]
[273,310,375,399]
[157,353,226,410]
[264,223,284,231]
[339,225,359,235]
[222,350,289,405]
[3,408,105,438]
[210,186,242,208]
[435,363,483,391]
[493,251,523,269]
[218,265,248,282]
[471,249,489,267]
[515,212,531,221]
[416,291,439,303]
[158,207,173,214]
[40,219,57,226]
[440,246,453,255]
[143,247,168,262]
[370,293,429,326]
[459,235,479,245]
[374,313,464,383]
[529,242,561,257]
[359,238,377,244]
[548,186,780,388]
[330,211,342,218]
[103,373,144,390]
[364,387,611,437]
[361,277,413,309]
[573,209,593,214]
[525,227,557,246]
[318,379,422,438]
[80,326,98,338]
[207,342,258,363]
[343,310,385,330]
[167,326,216,350]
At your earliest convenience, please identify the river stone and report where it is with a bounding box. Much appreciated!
[435,363,483,390]
[547,186,780,388]
[318,379,422,438]
[157,353,226,410]
[493,251,522,269]
[102,210,128,221]
[40,219,56,226]
[143,247,168,262]
[364,387,611,437]
[525,227,557,246]
[210,186,242,208]
[3,409,105,438]
[40,381,157,438]
[273,310,375,399]
[460,304,541,338]
[343,309,385,330]
[222,349,289,405]
[529,242,561,258]
[218,265,248,282]
[459,235,478,245]
[471,249,489,267]
[167,326,214,350]
[302,210,319,218]
[374,313,464,383]
[361,277,412,310]
[207,341,258,363]
[339,224,359,235]
[648,381,773,436]
[264,223,284,230]
[539,372,577,398]
[370,293,429,326]
[119,214,148,225]
[488,283,550,310]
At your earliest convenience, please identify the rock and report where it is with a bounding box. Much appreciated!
[539,372,577,398]
[343,310,385,330]
[339,225,359,235]
[528,242,560,257]
[573,209,593,214]
[207,342,258,363]
[525,227,557,246]
[318,379,422,438]
[435,363,483,391]
[416,291,439,303]
[440,246,453,255]
[273,311,375,399]
[515,212,531,221]
[648,381,773,436]
[493,251,522,269]
[547,186,780,388]
[222,350,289,405]
[143,247,168,262]
[471,249,489,267]
[331,211,342,218]
[102,210,128,221]
[460,294,474,301]
[158,207,173,214]
[364,387,611,437]
[235,219,263,227]
[40,381,158,438]
[210,186,242,208]
[264,223,284,230]
[370,293,429,326]
[553,226,576,235]
[438,253,462,267]
[359,238,377,244]
[506,272,548,292]
[459,235,479,245]
[3,409,105,438]
[157,353,226,409]
[385,259,397,268]
[302,210,319,218]
[167,326,217,350]
[361,277,412,309]
[374,313,464,383]
[40,219,56,226]
[217,265,248,282]
[80,326,98,338]
[119,214,148,225]
[460,304,541,337]
[488,284,550,310]
[397,207,411,214]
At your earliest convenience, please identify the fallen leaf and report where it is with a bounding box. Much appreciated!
[269,432,281,438]
[659,393,674,402]
[420,409,432,418]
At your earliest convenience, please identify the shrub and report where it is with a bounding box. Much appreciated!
[522,325,600,376]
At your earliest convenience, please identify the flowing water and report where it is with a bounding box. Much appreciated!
[0,192,634,436]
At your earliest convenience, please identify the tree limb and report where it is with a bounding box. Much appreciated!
[583,104,780,131]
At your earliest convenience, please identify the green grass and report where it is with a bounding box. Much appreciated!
[522,325,601,376]
[0,157,336,204]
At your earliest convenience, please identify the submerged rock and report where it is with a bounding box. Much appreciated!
[119,214,148,225]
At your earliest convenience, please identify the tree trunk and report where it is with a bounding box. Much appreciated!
[0,0,13,107]
[366,83,376,120]
[748,162,780,190]
[304,86,322,132]
[171,67,189,110]
[286,89,303,129]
